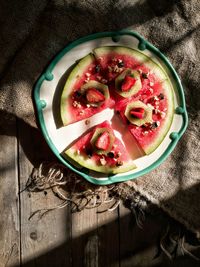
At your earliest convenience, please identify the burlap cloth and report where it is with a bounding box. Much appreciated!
[0,0,200,238]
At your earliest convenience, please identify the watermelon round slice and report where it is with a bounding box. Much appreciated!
[60,54,115,126]
[64,121,137,174]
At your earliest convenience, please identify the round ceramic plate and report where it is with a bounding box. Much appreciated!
[34,30,188,185]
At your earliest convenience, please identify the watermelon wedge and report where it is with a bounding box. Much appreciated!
[64,121,137,174]
[60,54,115,125]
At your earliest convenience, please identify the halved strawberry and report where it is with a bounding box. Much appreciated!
[95,131,110,150]
[86,88,105,103]
[130,107,145,119]
[121,76,136,92]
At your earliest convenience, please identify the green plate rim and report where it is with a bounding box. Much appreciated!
[34,30,188,185]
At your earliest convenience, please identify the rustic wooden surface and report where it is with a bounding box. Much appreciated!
[0,118,199,267]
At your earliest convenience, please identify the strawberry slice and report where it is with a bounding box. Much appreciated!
[130,107,145,119]
[121,75,136,92]
[86,88,105,103]
[95,131,110,150]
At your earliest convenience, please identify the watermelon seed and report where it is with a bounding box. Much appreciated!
[150,122,158,129]
[85,119,90,125]
[85,147,93,158]
[107,152,115,158]
[95,65,101,73]
[142,73,148,79]
[74,90,82,98]
[158,93,165,100]
[150,121,160,129]
[118,61,124,67]
[116,160,123,167]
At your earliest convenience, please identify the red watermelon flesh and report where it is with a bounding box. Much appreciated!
[94,49,162,103]
[64,121,137,173]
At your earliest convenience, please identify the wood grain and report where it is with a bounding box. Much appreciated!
[17,120,72,267]
[97,206,120,267]
[0,119,20,267]
[71,208,98,267]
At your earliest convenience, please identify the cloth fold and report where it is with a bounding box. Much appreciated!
[0,0,200,236]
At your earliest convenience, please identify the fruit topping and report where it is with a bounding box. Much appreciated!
[90,127,115,155]
[95,131,110,150]
[121,75,136,92]
[125,100,152,126]
[130,107,145,119]
[115,69,142,97]
[86,88,105,103]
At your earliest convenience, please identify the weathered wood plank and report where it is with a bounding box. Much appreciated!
[119,203,163,267]
[71,208,98,267]
[0,118,20,267]
[97,205,120,267]
[17,119,72,267]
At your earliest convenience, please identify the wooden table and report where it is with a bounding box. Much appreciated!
[0,117,199,267]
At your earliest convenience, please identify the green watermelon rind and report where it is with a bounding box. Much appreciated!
[94,46,174,155]
[60,53,95,125]
[64,148,137,174]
